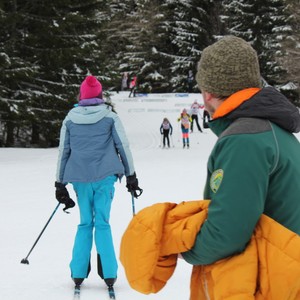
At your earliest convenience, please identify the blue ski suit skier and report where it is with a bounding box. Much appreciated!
[54,75,142,289]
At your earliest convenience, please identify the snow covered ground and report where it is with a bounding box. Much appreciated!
[1,91,299,300]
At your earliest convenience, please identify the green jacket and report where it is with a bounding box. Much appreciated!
[182,87,300,265]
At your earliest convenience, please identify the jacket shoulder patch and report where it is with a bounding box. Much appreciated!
[210,169,224,193]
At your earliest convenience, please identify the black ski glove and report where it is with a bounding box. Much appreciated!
[126,173,143,198]
[55,181,75,212]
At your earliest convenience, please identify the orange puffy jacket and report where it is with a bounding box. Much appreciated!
[120,200,300,299]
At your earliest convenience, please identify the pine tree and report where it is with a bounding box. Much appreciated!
[129,0,172,93]
[101,0,138,92]
[104,0,221,93]
[24,0,111,146]
[278,0,300,105]
[0,0,37,146]
[104,0,172,93]
[159,0,219,92]
[1,0,110,147]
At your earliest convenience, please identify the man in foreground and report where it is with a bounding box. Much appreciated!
[182,35,300,276]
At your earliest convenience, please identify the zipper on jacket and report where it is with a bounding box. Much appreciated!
[202,266,211,300]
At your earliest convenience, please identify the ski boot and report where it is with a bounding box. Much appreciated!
[104,278,117,287]
[73,278,84,286]
[105,278,117,299]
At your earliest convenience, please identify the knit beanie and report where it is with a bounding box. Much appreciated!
[197,36,262,97]
[79,75,102,100]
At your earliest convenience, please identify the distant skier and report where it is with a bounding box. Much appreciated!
[190,100,203,132]
[177,109,192,148]
[203,109,211,128]
[128,75,137,98]
[160,117,173,148]
[121,72,129,91]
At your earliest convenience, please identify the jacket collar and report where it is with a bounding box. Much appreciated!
[213,88,261,119]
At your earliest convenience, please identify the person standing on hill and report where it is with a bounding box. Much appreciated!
[54,75,142,290]
[190,100,203,133]
[128,75,137,98]
[202,109,211,128]
[177,109,192,148]
[121,72,129,91]
[160,117,173,148]
[187,70,194,93]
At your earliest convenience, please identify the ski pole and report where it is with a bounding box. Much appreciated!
[177,121,181,142]
[130,188,143,217]
[131,192,136,216]
[159,133,163,147]
[20,203,60,265]
[170,134,174,147]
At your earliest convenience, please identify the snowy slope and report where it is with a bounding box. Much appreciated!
[1,92,299,300]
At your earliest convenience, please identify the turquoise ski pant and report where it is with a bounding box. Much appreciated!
[70,176,118,279]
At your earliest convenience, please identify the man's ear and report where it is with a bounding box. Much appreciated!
[203,91,214,101]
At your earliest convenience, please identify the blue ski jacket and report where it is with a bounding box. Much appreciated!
[56,101,135,183]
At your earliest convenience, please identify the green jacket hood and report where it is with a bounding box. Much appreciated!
[226,87,300,133]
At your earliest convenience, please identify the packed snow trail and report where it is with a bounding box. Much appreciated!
[1,92,219,300]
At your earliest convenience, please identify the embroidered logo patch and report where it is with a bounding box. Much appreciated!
[210,169,224,193]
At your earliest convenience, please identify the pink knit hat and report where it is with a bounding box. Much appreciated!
[79,75,102,100]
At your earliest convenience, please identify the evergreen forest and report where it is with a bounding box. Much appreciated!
[1,0,299,147]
